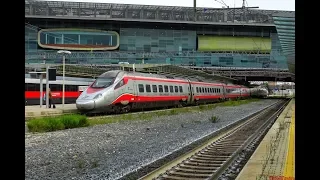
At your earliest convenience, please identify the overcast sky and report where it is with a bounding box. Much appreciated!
[54,0,295,11]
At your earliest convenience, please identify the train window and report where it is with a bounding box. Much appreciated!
[152,85,157,93]
[26,83,37,91]
[163,85,168,92]
[146,84,151,92]
[210,88,212,93]
[138,84,144,93]
[169,86,173,93]
[196,87,199,93]
[179,86,183,93]
[66,85,71,91]
[53,84,61,91]
[174,86,178,93]
[72,85,78,91]
[68,85,74,91]
[68,85,72,91]
[159,85,163,92]
[202,87,204,93]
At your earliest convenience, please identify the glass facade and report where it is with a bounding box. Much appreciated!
[25,24,38,53]
[38,29,119,50]
[272,15,295,73]
[25,23,288,69]
[120,28,196,52]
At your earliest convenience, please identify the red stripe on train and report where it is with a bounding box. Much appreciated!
[112,93,249,104]
[194,95,224,99]
[25,91,81,99]
[112,94,189,104]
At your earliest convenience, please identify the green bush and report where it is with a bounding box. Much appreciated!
[209,116,219,123]
[27,114,88,133]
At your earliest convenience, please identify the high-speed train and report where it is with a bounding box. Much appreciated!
[76,70,266,114]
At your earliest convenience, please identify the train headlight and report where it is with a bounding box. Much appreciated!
[93,94,102,99]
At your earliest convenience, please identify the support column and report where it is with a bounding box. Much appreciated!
[40,74,43,107]
[46,66,50,108]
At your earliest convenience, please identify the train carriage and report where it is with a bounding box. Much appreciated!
[25,78,92,105]
[76,70,256,114]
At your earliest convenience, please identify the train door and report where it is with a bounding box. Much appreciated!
[187,79,194,104]
[125,77,134,96]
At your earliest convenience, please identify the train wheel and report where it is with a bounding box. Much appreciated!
[112,106,121,114]
[121,105,131,113]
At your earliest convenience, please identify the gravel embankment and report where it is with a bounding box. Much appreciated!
[25,99,279,180]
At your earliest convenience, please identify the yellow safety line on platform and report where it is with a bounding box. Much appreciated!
[283,106,295,179]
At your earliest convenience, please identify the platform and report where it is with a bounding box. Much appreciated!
[25,104,78,119]
[236,98,295,180]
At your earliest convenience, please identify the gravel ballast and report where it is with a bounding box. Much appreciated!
[25,99,279,180]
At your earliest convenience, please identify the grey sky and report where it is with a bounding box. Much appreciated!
[55,0,295,11]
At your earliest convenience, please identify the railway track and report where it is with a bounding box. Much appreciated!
[137,99,289,180]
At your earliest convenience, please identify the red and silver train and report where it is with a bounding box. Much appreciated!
[76,70,268,113]
[25,77,92,105]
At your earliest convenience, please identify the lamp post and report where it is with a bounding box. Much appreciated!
[57,50,71,108]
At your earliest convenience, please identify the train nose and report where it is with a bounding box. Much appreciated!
[76,100,95,110]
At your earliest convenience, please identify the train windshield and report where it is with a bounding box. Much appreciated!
[90,71,119,88]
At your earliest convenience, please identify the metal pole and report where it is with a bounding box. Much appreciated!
[62,55,65,108]
[194,0,197,21]
[40,74,43,108]
[46,66,50,108]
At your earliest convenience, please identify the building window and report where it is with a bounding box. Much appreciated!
[38,29,119,50]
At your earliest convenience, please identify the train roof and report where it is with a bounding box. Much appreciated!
[126,71,188,81]
[25,74,95,82]
[25,78,93,86]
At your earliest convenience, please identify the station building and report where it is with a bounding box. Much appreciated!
[25,0,294,69]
